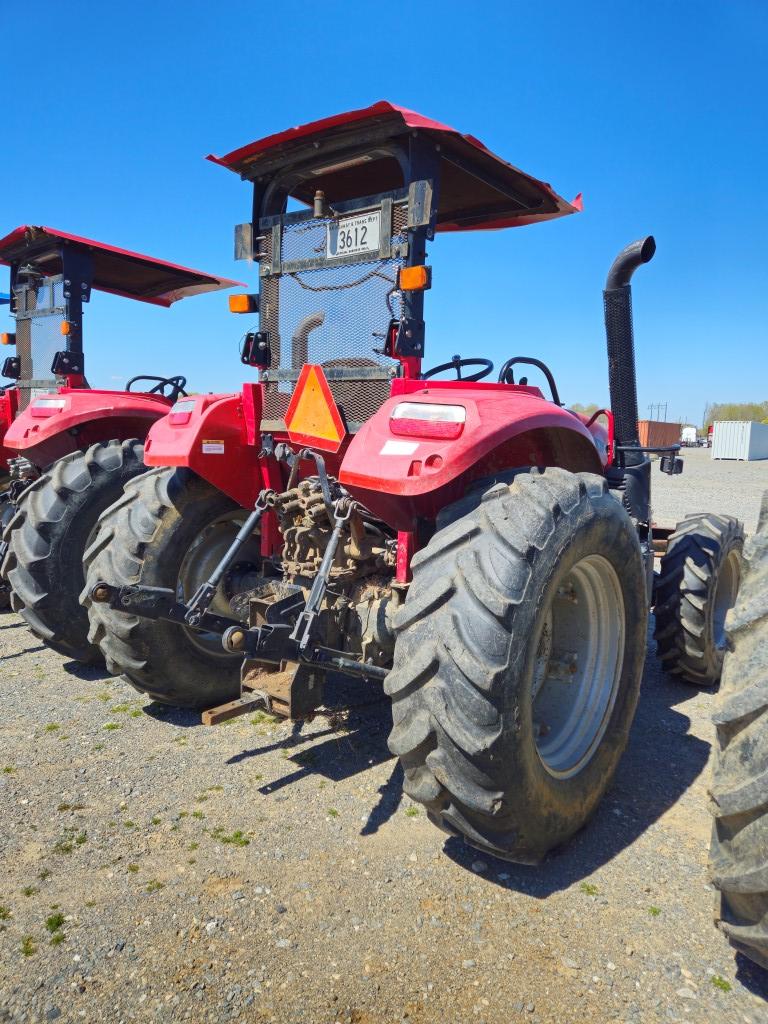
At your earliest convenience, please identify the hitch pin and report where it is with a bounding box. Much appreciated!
[184,489,274,628]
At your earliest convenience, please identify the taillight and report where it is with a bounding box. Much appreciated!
[390,402,466,440]
[168,398,196,426]
[30,398,66,418]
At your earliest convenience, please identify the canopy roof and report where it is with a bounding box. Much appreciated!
[208,100,581,232]
[0,226,243,307]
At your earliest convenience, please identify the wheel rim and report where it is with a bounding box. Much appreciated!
[712,549,740,650]
[177,512,262,658]
[532,554,625,779]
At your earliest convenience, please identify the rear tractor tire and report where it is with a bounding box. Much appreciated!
[386,467,648,863]
[0,488,14,611]
[654,513,744,686]
[709,496,768,969]
[1,440,147,662]
[82,467,262,709]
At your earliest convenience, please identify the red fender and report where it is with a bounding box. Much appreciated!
[142,386,268,509]
[339,380,608,530]
[3,387,172,469]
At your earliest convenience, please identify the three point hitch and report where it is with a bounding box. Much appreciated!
[90,447,390,720]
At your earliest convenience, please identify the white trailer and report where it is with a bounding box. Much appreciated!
[711,421,768,461]
[681,425,698,446]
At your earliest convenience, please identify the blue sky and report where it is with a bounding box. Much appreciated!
[2,0,766,426]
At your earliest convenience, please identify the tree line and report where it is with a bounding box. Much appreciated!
[702,402,768,429]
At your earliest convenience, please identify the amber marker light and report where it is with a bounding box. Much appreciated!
[399,266,431,291]
[229,293,257,313]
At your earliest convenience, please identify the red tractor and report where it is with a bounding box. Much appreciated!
[85,102,742,862]
[0,225,239,659]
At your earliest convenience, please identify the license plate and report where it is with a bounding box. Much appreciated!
[326,211,381,260]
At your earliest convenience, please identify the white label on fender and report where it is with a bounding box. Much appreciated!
[380,439,419,455]
[202,440,225,454]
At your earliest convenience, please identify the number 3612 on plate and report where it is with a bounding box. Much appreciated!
[326,211,381,259]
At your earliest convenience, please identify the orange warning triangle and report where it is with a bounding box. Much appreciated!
[285,364,346,453]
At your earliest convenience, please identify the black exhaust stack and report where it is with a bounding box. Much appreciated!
[603,236,656,468]
[603,237,656,537]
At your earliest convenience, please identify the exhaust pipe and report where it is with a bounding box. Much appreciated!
[291,310,325,371]
[603,236,656,466]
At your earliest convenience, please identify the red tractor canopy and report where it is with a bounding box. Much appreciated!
[0,224,243,408]
[0,225,243,469]
[208,99,581,232]
[0,228,242,654]
[0,225,241,307]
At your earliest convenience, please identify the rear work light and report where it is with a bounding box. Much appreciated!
[168,398,197,425]
[30,398,67,418]
[390,402,466,440]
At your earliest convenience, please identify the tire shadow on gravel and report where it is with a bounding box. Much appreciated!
[443,653,711,896]
[141,703,203,728]
[62,660,113,682]
[735,954,768,1002]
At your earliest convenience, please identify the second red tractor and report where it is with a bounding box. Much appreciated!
[0,225,239,660]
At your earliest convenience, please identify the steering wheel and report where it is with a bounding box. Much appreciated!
[421,355,493,383]
[125,375,188,402]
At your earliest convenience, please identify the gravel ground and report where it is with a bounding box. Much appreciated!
[1,452,768,1024]
[652,446,768,533]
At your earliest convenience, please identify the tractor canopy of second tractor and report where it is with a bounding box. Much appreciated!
[0,223,241,657]
[0,224,242,472]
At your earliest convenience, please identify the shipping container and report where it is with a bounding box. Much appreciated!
[711,421,768,461]
[637,420,682,448]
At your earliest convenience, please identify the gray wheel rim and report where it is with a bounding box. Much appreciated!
[532,554,625,779]
[177,513,261,658]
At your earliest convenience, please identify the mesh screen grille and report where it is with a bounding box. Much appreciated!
[260,202,407,429]
[13,278,64,409]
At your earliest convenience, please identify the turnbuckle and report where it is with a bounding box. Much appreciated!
[184,489,275,627]
[290,497,355,652]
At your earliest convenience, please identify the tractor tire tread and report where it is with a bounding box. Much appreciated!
[654,512,744,686]
[709,496,768,969]
[1,439,146,662]
[82,466,244,708]
[387,466,646,862]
